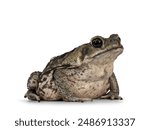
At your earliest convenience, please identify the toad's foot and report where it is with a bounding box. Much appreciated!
[100,92,123,100]
[24,90,40,102]
[64,97,93,102]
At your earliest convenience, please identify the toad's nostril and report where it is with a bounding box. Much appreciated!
[110,34,121,42]
[110,34,118,38]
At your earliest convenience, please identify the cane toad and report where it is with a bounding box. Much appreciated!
[24,34,123,102]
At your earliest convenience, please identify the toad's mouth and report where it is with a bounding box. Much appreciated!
[92,45,124,58]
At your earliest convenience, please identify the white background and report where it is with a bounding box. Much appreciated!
[0,0,150,129]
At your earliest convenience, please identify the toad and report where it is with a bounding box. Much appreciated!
[24,34,123,102]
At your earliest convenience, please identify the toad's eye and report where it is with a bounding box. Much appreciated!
[92,38,103,48]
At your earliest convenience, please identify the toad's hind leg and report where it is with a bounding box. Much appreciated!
[24,71,42,102]
[24,90,40,102]
[53,70,92,102]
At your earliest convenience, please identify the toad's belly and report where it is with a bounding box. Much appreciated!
[68,80,110,98]
[54,64,112,99]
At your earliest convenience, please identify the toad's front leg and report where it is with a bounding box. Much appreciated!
[101,73,123,100]
[24,90,41,102]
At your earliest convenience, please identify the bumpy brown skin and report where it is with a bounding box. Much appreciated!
[24,71,41,102]
[24,34,123,102]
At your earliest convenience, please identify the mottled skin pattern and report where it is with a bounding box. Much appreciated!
[24,34,123,102]
[24,71,41,102]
